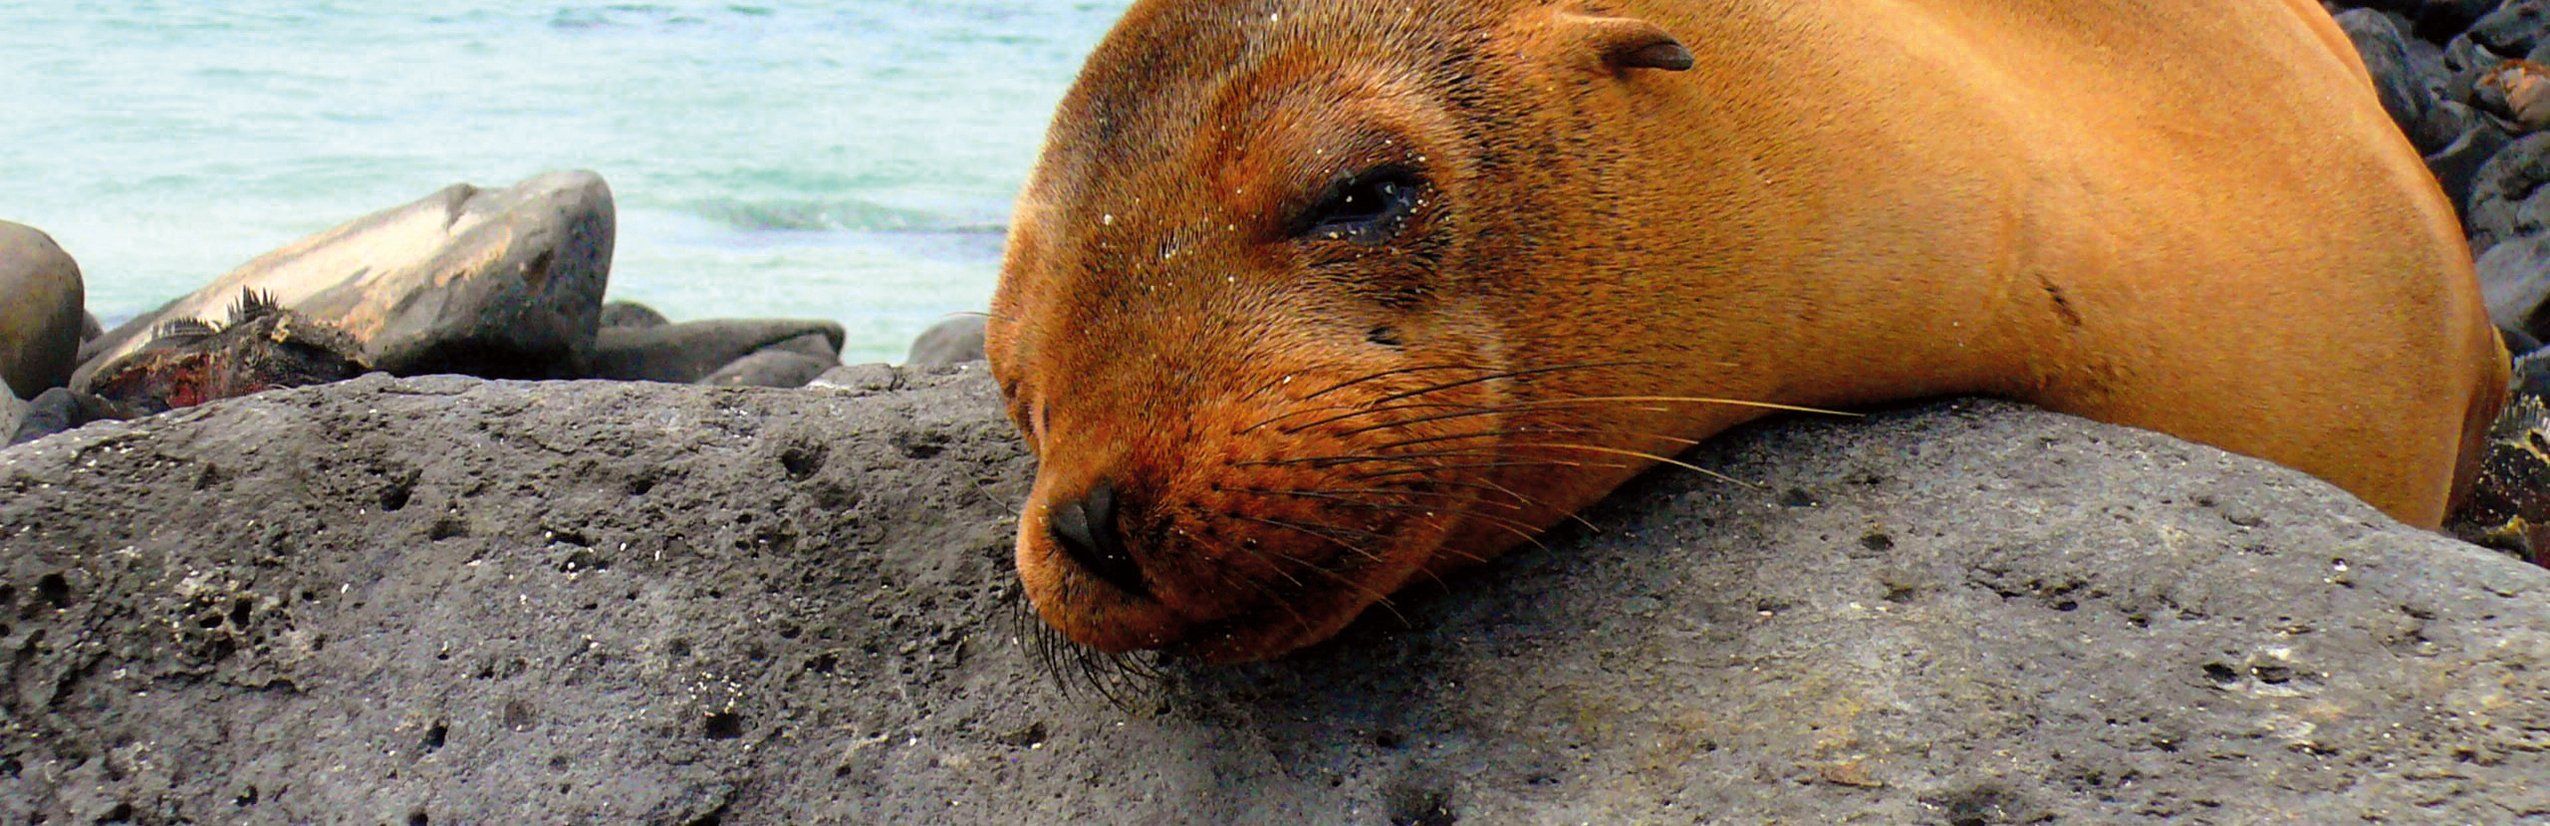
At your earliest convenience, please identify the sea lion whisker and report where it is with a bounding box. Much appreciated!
[1344,459,1636,483]
[1362,360,1655,406]
[1502,442,1762,490]
[1239,489,1546,534]
[1240,485,1530,512]
[1186,536,1321,630]
[1298,364,1499,402]
[1259,400,1482,437]
[1265,362,1655,436]
[1228,515,1416,622]
[1330,396,1852,440]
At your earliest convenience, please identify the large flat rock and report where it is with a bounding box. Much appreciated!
[0,372,2543,824]
[75,171,615,387]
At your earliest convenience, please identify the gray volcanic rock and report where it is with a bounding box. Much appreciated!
[2339,9,2433,136]
[2481,230,2550,339]
[587,319,844,384]
[598,300,671,330]
[0,375,2544,824]
[0,221,86,396]
[2468,131,2550,255]
[75,171,616,388]
[698,343,836,388]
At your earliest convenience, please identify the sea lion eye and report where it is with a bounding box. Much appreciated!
[1292,166,1423,245]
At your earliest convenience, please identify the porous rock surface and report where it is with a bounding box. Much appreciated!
[0,371,2544,824]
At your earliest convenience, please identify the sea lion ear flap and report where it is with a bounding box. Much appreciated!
[1571,16,1694,72]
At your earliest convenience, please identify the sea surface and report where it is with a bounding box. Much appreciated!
[2,1,1133,362]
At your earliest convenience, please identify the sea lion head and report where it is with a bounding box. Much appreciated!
[990,0,1711,662]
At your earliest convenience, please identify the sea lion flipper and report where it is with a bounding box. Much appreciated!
[1567,15,1693,73]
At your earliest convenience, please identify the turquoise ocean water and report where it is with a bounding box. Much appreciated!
[1,1,1132,363]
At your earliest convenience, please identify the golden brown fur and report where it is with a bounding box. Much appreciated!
[987,0,2509,661]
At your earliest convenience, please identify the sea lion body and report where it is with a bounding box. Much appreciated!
[989,0,2509,661]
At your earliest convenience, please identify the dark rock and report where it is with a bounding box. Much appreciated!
[0,374,2543,823]
[2414,0,2506,42]
[0,221,86,396]
[697,345,835,389]
[2446,30,2507,73]
[2505,323,2546,355]
[2478,231,2550,338]
[77,312,99,344]
[599,300,671,330]
[2425,109,2518,216]
[76,171,616,388]
[6,387,132,447]
[586,319,844,384]
[2413,97,2484,155]
[2472,0,2550,57]
[2467,131,2550,253]
[2338,9,2434,134]
[903,315,988,367]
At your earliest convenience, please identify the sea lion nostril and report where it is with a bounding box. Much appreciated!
[1048,480,1146,596]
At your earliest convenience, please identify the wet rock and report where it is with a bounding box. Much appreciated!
[0,221,86,396]
[586,319,843,384]
[903,315,988,367]
[0,375,2541,823]
[2339,9,2434,134]
[76,171,616,388]
[599,300,671,330]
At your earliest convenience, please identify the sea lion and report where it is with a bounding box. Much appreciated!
[986,0,2511,662]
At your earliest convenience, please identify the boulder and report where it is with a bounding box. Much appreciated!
[586,319,843,384]
[2424,110,2518,216]
[75,171,615,389]
[2480,231,2550,340]
[598,300,671,330]
[0,373,2542,823]
[903,315,988,367]
[697,343,836,389]
[6,387,130,447]
[0,221,86,396]
[2338,9,2434,135]
[77,313,99,344]
[2461,127,2548,250]
[2471,0,2550,58]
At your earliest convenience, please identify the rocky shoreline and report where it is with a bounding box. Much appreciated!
[0,372,2542,823]
[0,2,2548,823]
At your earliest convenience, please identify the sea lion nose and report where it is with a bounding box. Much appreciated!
[1048,479,1146,596]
